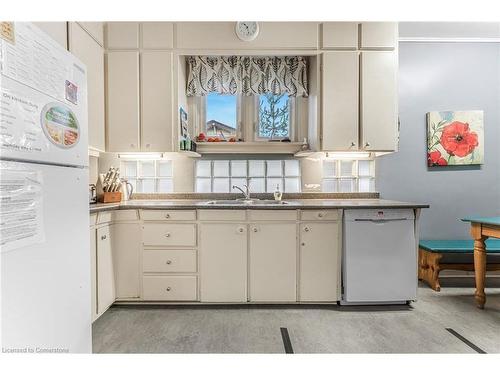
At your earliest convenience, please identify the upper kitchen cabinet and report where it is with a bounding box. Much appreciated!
[360,22,398,49]
[321,51,359,151]
[176,22,319,50]
[321,22,358,49]
[105,22,140,49]
[33,22,67,49]
[360,51,398,151]
[141,51,174,151]
[77,22,104,46]
[69,22,106,152]
[106,51,140,152]
[141,22,174,49]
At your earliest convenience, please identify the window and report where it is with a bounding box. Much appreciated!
[257,94,292,140]
[120,160,173,193]
[322,159,376,193]
[195,159,301,193]
[204,93,238,139]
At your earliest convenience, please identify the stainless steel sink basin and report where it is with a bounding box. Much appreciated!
[204,199,293,206]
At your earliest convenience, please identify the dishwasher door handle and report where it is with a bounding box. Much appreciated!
[354,218,408,223]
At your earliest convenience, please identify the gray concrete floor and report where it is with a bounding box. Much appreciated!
[92,279,500,353]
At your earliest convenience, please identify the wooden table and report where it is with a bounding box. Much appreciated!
[462,216,500,309]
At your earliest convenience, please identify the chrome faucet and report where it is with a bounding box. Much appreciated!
[232,184,251,200]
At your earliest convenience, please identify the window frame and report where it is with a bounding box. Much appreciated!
[254,94,296,142]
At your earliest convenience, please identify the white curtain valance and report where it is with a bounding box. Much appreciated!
[186,56,308,97]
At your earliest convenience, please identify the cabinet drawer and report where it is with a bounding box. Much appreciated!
[113,210,139,221]
[142,276,197,301]
[141,210,196,221]
[143,223,197,247]
[143,249,197,273]
[97,211,113,224]
[248,210,297,221]
[300,210,339,221]
[198,210,246,221]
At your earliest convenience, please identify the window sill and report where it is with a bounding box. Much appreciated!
[194,141,305,154]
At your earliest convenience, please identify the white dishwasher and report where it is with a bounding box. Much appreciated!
[342,209,417,305]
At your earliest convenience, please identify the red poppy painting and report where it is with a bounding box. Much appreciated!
[427,111,484,166]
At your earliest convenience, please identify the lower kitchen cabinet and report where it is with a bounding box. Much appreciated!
[299,222,340,301]
[249,223,297,302]
[96,225,115,316]
[200,223,248,302]
[142,275,197,301]
[112,223,141,299]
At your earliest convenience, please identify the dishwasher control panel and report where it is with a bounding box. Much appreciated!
[344,209,414,221]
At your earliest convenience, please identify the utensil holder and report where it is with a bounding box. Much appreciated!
[101,191,122,203]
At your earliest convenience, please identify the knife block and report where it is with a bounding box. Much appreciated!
[102,191,122,203]
[96,173,122,203]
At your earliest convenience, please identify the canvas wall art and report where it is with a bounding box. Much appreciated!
[427,110,484,167]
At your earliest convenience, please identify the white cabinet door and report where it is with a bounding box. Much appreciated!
[69,23,105,152]
[89,227,97,322]
[322,22,358,49]
[141,51,173,151]
[299,223,340,302]
[141,22,174,49]
[322,51,359,151]
[360,51,398,151]
[249,223,297,302]
[200,223,247,302]
[111,223,141,299]
[360,22,398,49]
[105,22,139,49]
[96,225,115,316]
[106,51,140,152]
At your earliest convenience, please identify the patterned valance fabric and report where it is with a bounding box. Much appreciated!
[186,56,308,97]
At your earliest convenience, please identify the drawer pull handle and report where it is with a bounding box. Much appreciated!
[252,227,258,232]
[166,260,172,265]
[165,233,171,237]
[166,287,171,292]
[101,235,107,240]
[238,227,244,233]
[304,227,310,232]
[165,214,170,219]
[318,213,324,218]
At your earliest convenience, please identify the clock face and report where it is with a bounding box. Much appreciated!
[235,22,259,41]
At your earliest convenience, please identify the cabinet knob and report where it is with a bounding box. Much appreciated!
[350,141,356,148]
[166,287,171,292]
[301,242,305,246]
[101,235,107,240]
[166,260,172,265]
[365,142,371,148]
[253,227,258,232]
[130,144,135,148]
[238,227,244,233]
[165,233,171,237]
[304,227,310,232]
[146,144,151,148]
[318,213,323,218]
[165,214,170,219]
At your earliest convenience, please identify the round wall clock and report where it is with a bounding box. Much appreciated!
[235,22,259,42]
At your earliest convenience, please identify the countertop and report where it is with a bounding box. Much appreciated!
[89,199,429,214]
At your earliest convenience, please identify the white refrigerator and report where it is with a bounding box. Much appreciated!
[0,22,91,353]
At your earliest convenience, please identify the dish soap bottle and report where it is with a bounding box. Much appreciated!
[273,184,282,201]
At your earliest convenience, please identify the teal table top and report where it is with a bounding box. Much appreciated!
[461,216,500,226]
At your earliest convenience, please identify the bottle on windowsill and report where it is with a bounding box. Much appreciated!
[273,184,282,201]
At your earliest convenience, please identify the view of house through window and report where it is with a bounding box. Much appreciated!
[205,93,237,138]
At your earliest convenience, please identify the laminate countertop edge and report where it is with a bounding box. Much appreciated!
[89,199,429,214]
